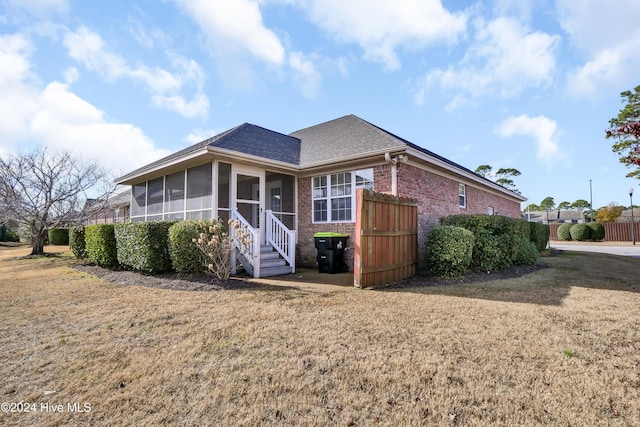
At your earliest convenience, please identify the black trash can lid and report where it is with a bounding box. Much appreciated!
[313,232,349,238]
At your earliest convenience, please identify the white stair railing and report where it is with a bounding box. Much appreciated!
[230,208,261,278]
[266,210,296,274]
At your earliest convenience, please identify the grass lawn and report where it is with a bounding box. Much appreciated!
[1,245,639,426]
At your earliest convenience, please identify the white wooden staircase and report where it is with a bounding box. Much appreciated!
[231,209,296,278]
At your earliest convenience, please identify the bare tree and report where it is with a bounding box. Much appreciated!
[0,148,112,255]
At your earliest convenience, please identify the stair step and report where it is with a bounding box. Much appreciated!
[261,258,287,268]
[260,251,280,260]
[260,265,294,277]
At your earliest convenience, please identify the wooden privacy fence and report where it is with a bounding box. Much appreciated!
[354,188,418,288]
[549,222,640,241]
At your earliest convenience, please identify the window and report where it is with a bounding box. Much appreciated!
[331,172,352,221]
[186,163,212,214]
[217,162,231,220]
[131,183,146,218]
[165,171,185,214]
[488,206,494,216]
[147,177,164,215]
[312,168,373,223]
[113,208,120,223]
[313,176,328,222]
[459,183,466,208]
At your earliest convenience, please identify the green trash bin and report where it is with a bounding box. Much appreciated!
[314,232,349,273]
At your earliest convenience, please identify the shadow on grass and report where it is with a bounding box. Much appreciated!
[378,251,640,306]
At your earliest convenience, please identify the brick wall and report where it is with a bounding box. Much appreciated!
[396,163,521,269]
[297,176,357,269]
[296,162,522,272]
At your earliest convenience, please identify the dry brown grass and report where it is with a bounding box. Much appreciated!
[1,245,639,426]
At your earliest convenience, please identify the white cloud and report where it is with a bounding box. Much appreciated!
[496,114,560,162]
[2,0,69,18]
[63,66,79,84]
[288,51,322,98]
[173,0,285,65]
[295,0,467,71]
[63,26,209,118]
[556,0,640,96]
[414,17,558,107]
[0,32,170,176]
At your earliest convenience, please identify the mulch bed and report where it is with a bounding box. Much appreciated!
[71,261,547,293]
[71,263,260,292]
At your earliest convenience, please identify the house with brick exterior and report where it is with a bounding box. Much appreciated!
[115,114,525,277]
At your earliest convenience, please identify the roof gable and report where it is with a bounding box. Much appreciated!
[291,114,406,167]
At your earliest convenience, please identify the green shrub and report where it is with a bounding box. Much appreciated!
[529,222,550,252]
[514,238,540,266]
[586,222,605,241]
[570,223,591,241]
[85,224,118,267]
[5,230,19,242]
[557,223,572,241]
[0,225,20,242]
[426,226,474,278]
[69,226,87,259]
[115,221,176,274]
[168,220,210,274]
[440,214,528,272]
[48,228,69,245]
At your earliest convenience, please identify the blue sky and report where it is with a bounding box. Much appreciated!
[1,0,640,210]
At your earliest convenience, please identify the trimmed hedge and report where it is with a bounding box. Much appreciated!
[48,228,69,245]
[115,221,176,274]
[514,239,540,266]
[440,214,530,272]
[529,222,550,251]
[426,226,474,278]
[168,220,210,274]
[69,226,87,259]
[557,223,572,241]
[569,223,591,241]
[85,224,118,267]
[586,222,605,241]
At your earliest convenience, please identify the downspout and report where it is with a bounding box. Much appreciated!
[385,152,408,196]
[385,152,398,196]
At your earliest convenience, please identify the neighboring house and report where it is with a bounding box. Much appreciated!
[618,207,640,222]
[116,114,526,277]
[525,210,584,224]
[84,191,131,225]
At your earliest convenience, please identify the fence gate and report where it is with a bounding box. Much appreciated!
[354,188,418,288]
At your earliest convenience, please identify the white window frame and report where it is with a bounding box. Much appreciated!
[459,183,466,208]
[312,168,373,223]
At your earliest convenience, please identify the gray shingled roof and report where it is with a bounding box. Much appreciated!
[116,124,300,183]
[115,114,524,201]
[291,114,406,167]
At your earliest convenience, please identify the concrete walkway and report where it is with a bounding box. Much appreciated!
[247,268,354,293]
[550,241,640,257]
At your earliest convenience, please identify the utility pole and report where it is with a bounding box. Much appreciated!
[589,179,593,222]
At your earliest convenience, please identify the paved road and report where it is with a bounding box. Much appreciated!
[551,243,640,258]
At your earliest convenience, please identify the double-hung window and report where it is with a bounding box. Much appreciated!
[459,183,466,208]
[312,169,373,222]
